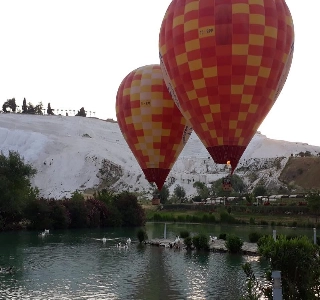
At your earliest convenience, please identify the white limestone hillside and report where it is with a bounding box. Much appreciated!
[1,113,319,199]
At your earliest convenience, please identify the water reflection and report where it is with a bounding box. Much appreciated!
[1,224,309,299]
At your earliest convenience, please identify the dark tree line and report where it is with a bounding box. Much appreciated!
[0,151,145,231]
[1,97,86,117]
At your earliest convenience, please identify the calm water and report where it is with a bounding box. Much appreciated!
[0,223,315,300]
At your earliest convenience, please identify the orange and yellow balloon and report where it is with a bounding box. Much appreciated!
[159,0,294,172]
[116,64,192,190]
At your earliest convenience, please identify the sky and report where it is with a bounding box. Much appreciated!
[0,1,319,146]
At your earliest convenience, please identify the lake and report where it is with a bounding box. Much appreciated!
[0,223,316,299]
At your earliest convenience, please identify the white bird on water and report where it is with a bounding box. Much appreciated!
[102,237,107,243]
[127,238,131,244]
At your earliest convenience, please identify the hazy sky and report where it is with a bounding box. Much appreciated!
[0,1,318,146]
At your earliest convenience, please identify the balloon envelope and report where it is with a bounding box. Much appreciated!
[116,64,192,190]
[159,0,294,172]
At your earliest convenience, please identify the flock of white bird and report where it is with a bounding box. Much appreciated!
[38,229,132,249]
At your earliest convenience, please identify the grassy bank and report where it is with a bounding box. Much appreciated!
[144,204,320,228]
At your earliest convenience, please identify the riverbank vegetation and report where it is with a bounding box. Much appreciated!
[0,151,145,231]
[145,202,320,229]
[242,234,320,300]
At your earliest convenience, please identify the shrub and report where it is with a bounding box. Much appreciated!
[248,232,262,243]
[249,217,255,225]
[192,234,209,250]
[184,236,192,250]
[186,215,193,222]
[153,213,162,221]
[220,211,236,224]
[192,215,201,223]
[137,228,148,243]
[289,221,298,227]
[180,230,190,238]
[225,234,243,253]
[202,214,209,223]
[113,192,146,226]
[219,233,227,240]
[258,235,320,299]
[208,214,216,223]
[49,200,70,229]
[63,197,88,228]
[286,234,299,240]
[177,215,186,222]
[85,198,109,228]
[25,198,52,230]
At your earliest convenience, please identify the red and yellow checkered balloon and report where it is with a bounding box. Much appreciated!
[116,64,192,190]
[159,0,294,172]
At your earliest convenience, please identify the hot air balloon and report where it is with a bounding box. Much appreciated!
[116,64,192,190]
[159,0,294,174]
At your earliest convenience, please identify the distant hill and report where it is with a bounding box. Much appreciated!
[279,157,320,191]
[1,113,320,199]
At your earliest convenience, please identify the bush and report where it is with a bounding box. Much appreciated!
[202,214,209,223]
[137,228,148,243]
[220,211,236,224]
[184,236,192,249]
[113,192,146,226]
[248,232,262,243]
[207,214,216,223]
[258,235,320,299]
[289,221,298,227]
[225,234,243,253]
[286,234,299,240]
[153,213,162,221]
[192,234,209,250]
[192,215,201,223]
[180,230,190,238]
[249,217,255,225]
[49,200,70,229]
[260,220,268,226]
[63,197,88,228]
[219,233,227,240]
[177,215,186,222]
[25,198,52,230]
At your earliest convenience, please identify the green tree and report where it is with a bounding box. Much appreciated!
[230,174,247,194]
[25,198,52,230]
[306,191,320,222]
[22,98,28,113]
[253,185,267,197]
[212,178,232,197]
[2,98,17,113]
[193,181,209,199]
[75,107,86,117]
[173,184,186,203]
[113,192,146,226]
[0,151,38,226]
[63,191,88,228]
[159,185,170,204]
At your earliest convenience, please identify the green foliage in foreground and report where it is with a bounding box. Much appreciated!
[0,151,38,227]
[242,235,320,300]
